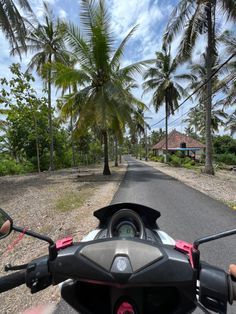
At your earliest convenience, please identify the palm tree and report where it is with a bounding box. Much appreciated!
[52,0,147,175]
[129,109,145,159]
[225,112,236,136]
[0,0,34,56]
[143,46,188,158]
[164,0,236,174]
[183,107,202,136]
[15,2,67,170]
[218,31,236,112]
[53,55,78,167]
[185,103,227,136]
[186,54,228,136]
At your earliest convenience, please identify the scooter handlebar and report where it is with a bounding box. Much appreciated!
[0,270,25,293]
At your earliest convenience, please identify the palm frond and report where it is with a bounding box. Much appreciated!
[163,0,192,44]
[110,25,138,69]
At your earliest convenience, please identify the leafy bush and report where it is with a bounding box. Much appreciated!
[150,156,164,162]
[169,155,182,167]
[21,160,35,173]
[168,154,196,168]
[215,153,236,165]
[150,156,157,161]
[184,158,195,166]
[182,157,192,164]
[183,162,195,169]
[0,159,26,176]
[213,135,236,155]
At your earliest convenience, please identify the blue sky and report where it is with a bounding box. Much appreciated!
[0,0,234,136]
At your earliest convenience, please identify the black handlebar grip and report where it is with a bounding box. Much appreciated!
[0,270,26,293]
[230,275,236,302]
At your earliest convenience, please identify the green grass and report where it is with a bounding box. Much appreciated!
[225,201,236,211]
[55,189,93,213]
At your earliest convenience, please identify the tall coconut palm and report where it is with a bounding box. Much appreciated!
[51,0,147,175]
[52,54,78,167]
[186,54,228,135]
[0,0,33,56]
[143,47,189,157]
[164,0,236,174]
[219,31,236,112]
[184,103,227,136]
[14,2,67,170]
[129,109,145,159]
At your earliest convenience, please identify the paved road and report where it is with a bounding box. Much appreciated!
[112,157,236,313]
[56,157,236,313]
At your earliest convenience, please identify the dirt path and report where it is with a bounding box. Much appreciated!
[0,164,127,314]
[139,159,236,208]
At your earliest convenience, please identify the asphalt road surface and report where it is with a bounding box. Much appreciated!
[56,157,236,313]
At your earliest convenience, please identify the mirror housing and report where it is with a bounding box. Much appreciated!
[0,208,13,239]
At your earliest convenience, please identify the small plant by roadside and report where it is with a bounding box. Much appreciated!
[0,159,34,176]
[150,155,164,163]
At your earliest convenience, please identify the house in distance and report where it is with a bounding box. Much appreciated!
[152,130,205,160]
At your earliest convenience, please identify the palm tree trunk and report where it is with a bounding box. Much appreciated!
[69,87,76,167]
[33,112,40,173]
[48,54,54,171]
[165,96,168,162]
[139,136,142,160]
[135,138,138,158]
[103,130,111,175]
[205,2,215,175]
[70,113,76,167]
[114,136,118,167]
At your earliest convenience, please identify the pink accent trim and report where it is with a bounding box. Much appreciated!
[175,240,194,268]
[3,228,27,257]
[117,302,134,314]
[56,237,73,250]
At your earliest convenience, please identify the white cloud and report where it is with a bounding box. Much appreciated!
[108,0,166,62]
[58,8,67,19]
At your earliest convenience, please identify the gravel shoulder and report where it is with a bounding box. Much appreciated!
[139,159,236,207]
[0,163,127,314]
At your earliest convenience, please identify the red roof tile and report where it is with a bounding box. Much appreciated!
[153,130,205,150]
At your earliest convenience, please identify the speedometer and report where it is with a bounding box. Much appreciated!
[117,223,136,238]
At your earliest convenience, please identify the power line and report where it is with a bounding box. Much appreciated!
[158,78,234,134]
[150,51,236,129]
[165,74,236,130]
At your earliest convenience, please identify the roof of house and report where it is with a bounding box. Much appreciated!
[153,130,205,150]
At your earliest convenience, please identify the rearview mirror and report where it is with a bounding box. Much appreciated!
[0,209,13,239]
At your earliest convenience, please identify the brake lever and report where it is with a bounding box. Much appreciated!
[5,263,28,272]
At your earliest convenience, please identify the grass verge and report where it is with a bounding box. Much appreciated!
[55,186,95,213]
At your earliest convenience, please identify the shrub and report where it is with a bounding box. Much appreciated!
[150,156,165,162]
[183,157,192,164]
[0,159,36,176]
[150,156,157,162]
[0,159,24,176]
[215,153,236,165]
[22,160,35,173]
[169,155,182,167]
[183,162,193,169]
[168,154,196,168]
[156,155,165,163]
